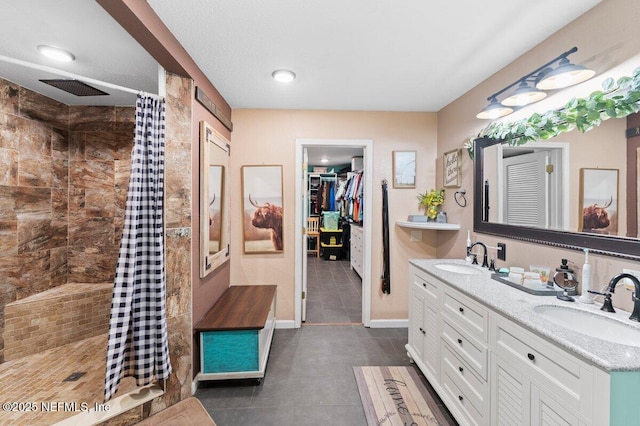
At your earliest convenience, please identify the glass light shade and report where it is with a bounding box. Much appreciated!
[272,69,296,83]
[536,59,595,90]
[37,45,75,62]
[476,100,513,120]
[501,83,547,106]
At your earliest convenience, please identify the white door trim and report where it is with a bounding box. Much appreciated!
[294,138,373,328]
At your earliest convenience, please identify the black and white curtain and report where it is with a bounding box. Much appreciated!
[104,94,172,401]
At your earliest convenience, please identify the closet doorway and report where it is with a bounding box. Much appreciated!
[294,139,373,328]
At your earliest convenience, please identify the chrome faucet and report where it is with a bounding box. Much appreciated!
[469,242,489,268]
[604,273,640,322]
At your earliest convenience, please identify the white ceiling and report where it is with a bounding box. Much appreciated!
[148,0,601,111]
[0,0,600,112]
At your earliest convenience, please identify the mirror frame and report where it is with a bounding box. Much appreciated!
[473,137,640,261]
[199,121,230,277]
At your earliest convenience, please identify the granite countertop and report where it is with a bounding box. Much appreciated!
[410,258,640,372]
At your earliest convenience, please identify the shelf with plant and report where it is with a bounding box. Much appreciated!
[417,188,445,220]
[465,66,640,158]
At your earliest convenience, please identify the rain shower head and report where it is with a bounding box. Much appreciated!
[39,79,109,97]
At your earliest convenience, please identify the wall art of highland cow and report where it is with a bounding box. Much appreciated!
[241,165,284,253]
[579,168,619,235]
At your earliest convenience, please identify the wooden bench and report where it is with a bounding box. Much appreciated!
[194,285,277,382]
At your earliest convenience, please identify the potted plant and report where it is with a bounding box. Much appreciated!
[417,188,445,220]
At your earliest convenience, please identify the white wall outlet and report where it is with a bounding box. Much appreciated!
[622,269,640,291]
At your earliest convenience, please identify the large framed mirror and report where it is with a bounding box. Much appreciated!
[473,114,640,261]
[200,121,230,276]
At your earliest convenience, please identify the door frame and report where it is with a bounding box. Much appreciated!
[294,138,373,328]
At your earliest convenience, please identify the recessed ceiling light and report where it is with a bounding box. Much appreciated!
[37,45,75,62]
[272,69,296,83]
[320,158,328,163]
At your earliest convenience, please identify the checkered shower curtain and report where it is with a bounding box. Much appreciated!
[104,94,172,401]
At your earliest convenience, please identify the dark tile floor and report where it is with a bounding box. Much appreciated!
[195,260,457,425]
[305,257,362,324]
[196,325,457,425]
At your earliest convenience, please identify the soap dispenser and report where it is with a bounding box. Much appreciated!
[465,230,472,263]
[578,249,594,304]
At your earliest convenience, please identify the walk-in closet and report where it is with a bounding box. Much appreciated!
[304,147,365,324]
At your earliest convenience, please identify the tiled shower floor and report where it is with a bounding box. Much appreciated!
[0,333,135,425]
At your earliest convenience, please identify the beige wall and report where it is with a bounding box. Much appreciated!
[438,0,640,311]
[230,109,438,321]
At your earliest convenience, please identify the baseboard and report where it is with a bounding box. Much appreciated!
[275,319,295,329]
[191,379,199,395]
[368,319,408,328]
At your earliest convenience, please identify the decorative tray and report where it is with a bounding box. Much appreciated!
[491,273,577,296]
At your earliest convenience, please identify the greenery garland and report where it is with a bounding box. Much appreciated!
[466,66,640,158]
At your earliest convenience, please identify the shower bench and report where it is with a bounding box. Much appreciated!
[194,285,276,382]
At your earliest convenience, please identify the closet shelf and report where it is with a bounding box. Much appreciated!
[396,221,461,231]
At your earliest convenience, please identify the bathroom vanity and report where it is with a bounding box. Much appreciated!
[407,259,640,426]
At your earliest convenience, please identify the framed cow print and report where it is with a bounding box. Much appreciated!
[579,168,619,235]
[241,165,284,253]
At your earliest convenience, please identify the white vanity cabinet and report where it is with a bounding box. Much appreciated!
[439,286,490,426]
[407,264,441,383]
[407,265,490,425]
[406,261,624,426]
[491,313,592,425]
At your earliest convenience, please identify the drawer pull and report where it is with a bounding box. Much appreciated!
[459,307,464,313]
[458,395,464,401]
[527,353,535,361]
[422,282,427,287]
[459,366,464,373]
[457,338,463,345]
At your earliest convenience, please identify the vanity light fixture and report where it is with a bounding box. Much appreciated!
[536,58,596,90]
[37,45,75,62]
[476,47,594,120]
[501,81,547,107]
[272,69,296,83]
[476,97,513,120]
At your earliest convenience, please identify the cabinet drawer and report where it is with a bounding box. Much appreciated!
[441,342,488,412]
[441,362,486,426]
[443,288,488,342]
[411,267,441,307]
[441,316,488,380]
[494,315,592,410]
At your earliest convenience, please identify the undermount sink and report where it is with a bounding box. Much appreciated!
[434,263,483,275]
[534,305,640,348]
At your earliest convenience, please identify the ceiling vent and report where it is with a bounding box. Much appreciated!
[39,79,109,97]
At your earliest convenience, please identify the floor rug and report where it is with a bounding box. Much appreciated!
[353,366,441,426]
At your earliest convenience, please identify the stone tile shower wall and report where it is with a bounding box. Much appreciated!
[3,283,112,360]
[0,77,134,361]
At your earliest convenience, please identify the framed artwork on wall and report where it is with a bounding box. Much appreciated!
[242,165,284,254]
[579,168,619,235]
[392,150,416,188]
[444,148,461,188]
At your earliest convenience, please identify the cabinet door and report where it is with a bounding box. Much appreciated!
[422,302,439,380]
[408,286,425,362]
[491,354,531,426]
[531,387,586,426]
